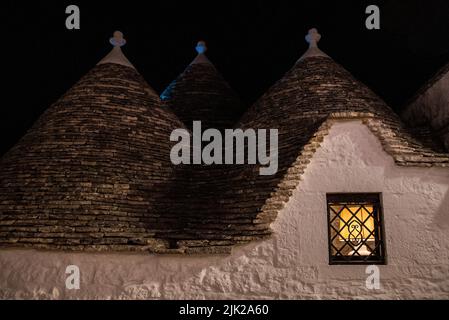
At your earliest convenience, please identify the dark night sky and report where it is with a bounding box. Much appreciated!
[1,0,449,156]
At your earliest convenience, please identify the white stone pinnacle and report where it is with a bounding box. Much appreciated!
[98,31,136,69]
[191,40,213,65]
[299,28,330,61]
[196,41,208,54]
[306,28,321,48]
[110,31,127,47]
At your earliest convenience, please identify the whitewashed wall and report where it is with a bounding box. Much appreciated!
[1,120,448,299]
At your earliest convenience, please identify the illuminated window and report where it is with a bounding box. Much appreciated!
[327,194,386,264]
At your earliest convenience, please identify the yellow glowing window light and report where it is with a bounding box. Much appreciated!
[332,205,375,241]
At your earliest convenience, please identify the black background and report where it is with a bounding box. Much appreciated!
[0,300,447,317]
[1,0,449,156]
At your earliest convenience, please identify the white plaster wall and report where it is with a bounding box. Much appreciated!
[1,120,449,300]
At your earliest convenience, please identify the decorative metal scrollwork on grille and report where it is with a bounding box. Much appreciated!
[327,194,386,265]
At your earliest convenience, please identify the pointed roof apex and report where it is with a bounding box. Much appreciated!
[98,31,136,69]
[298,28,330,61]
[191,40,213,65]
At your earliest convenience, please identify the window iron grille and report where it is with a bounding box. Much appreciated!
[327,193,386,265]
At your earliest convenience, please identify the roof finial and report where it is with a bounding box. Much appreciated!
[196,41,207,55]
[298,28,329,61]
[98,30,135,69]
[110,31,127,47]
[305,28,321,48]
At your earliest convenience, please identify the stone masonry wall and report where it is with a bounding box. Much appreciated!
[0,121,448,299]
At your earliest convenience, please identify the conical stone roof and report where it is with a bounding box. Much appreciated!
[161,41,245,131]
[0,32,187,252]
[1,29,447,255]
[104,29,449,253]
[187,28,449,243]
[402,61,449,151]
[239,29,449,166]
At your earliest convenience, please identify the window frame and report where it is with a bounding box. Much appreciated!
[326,193,387,265]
